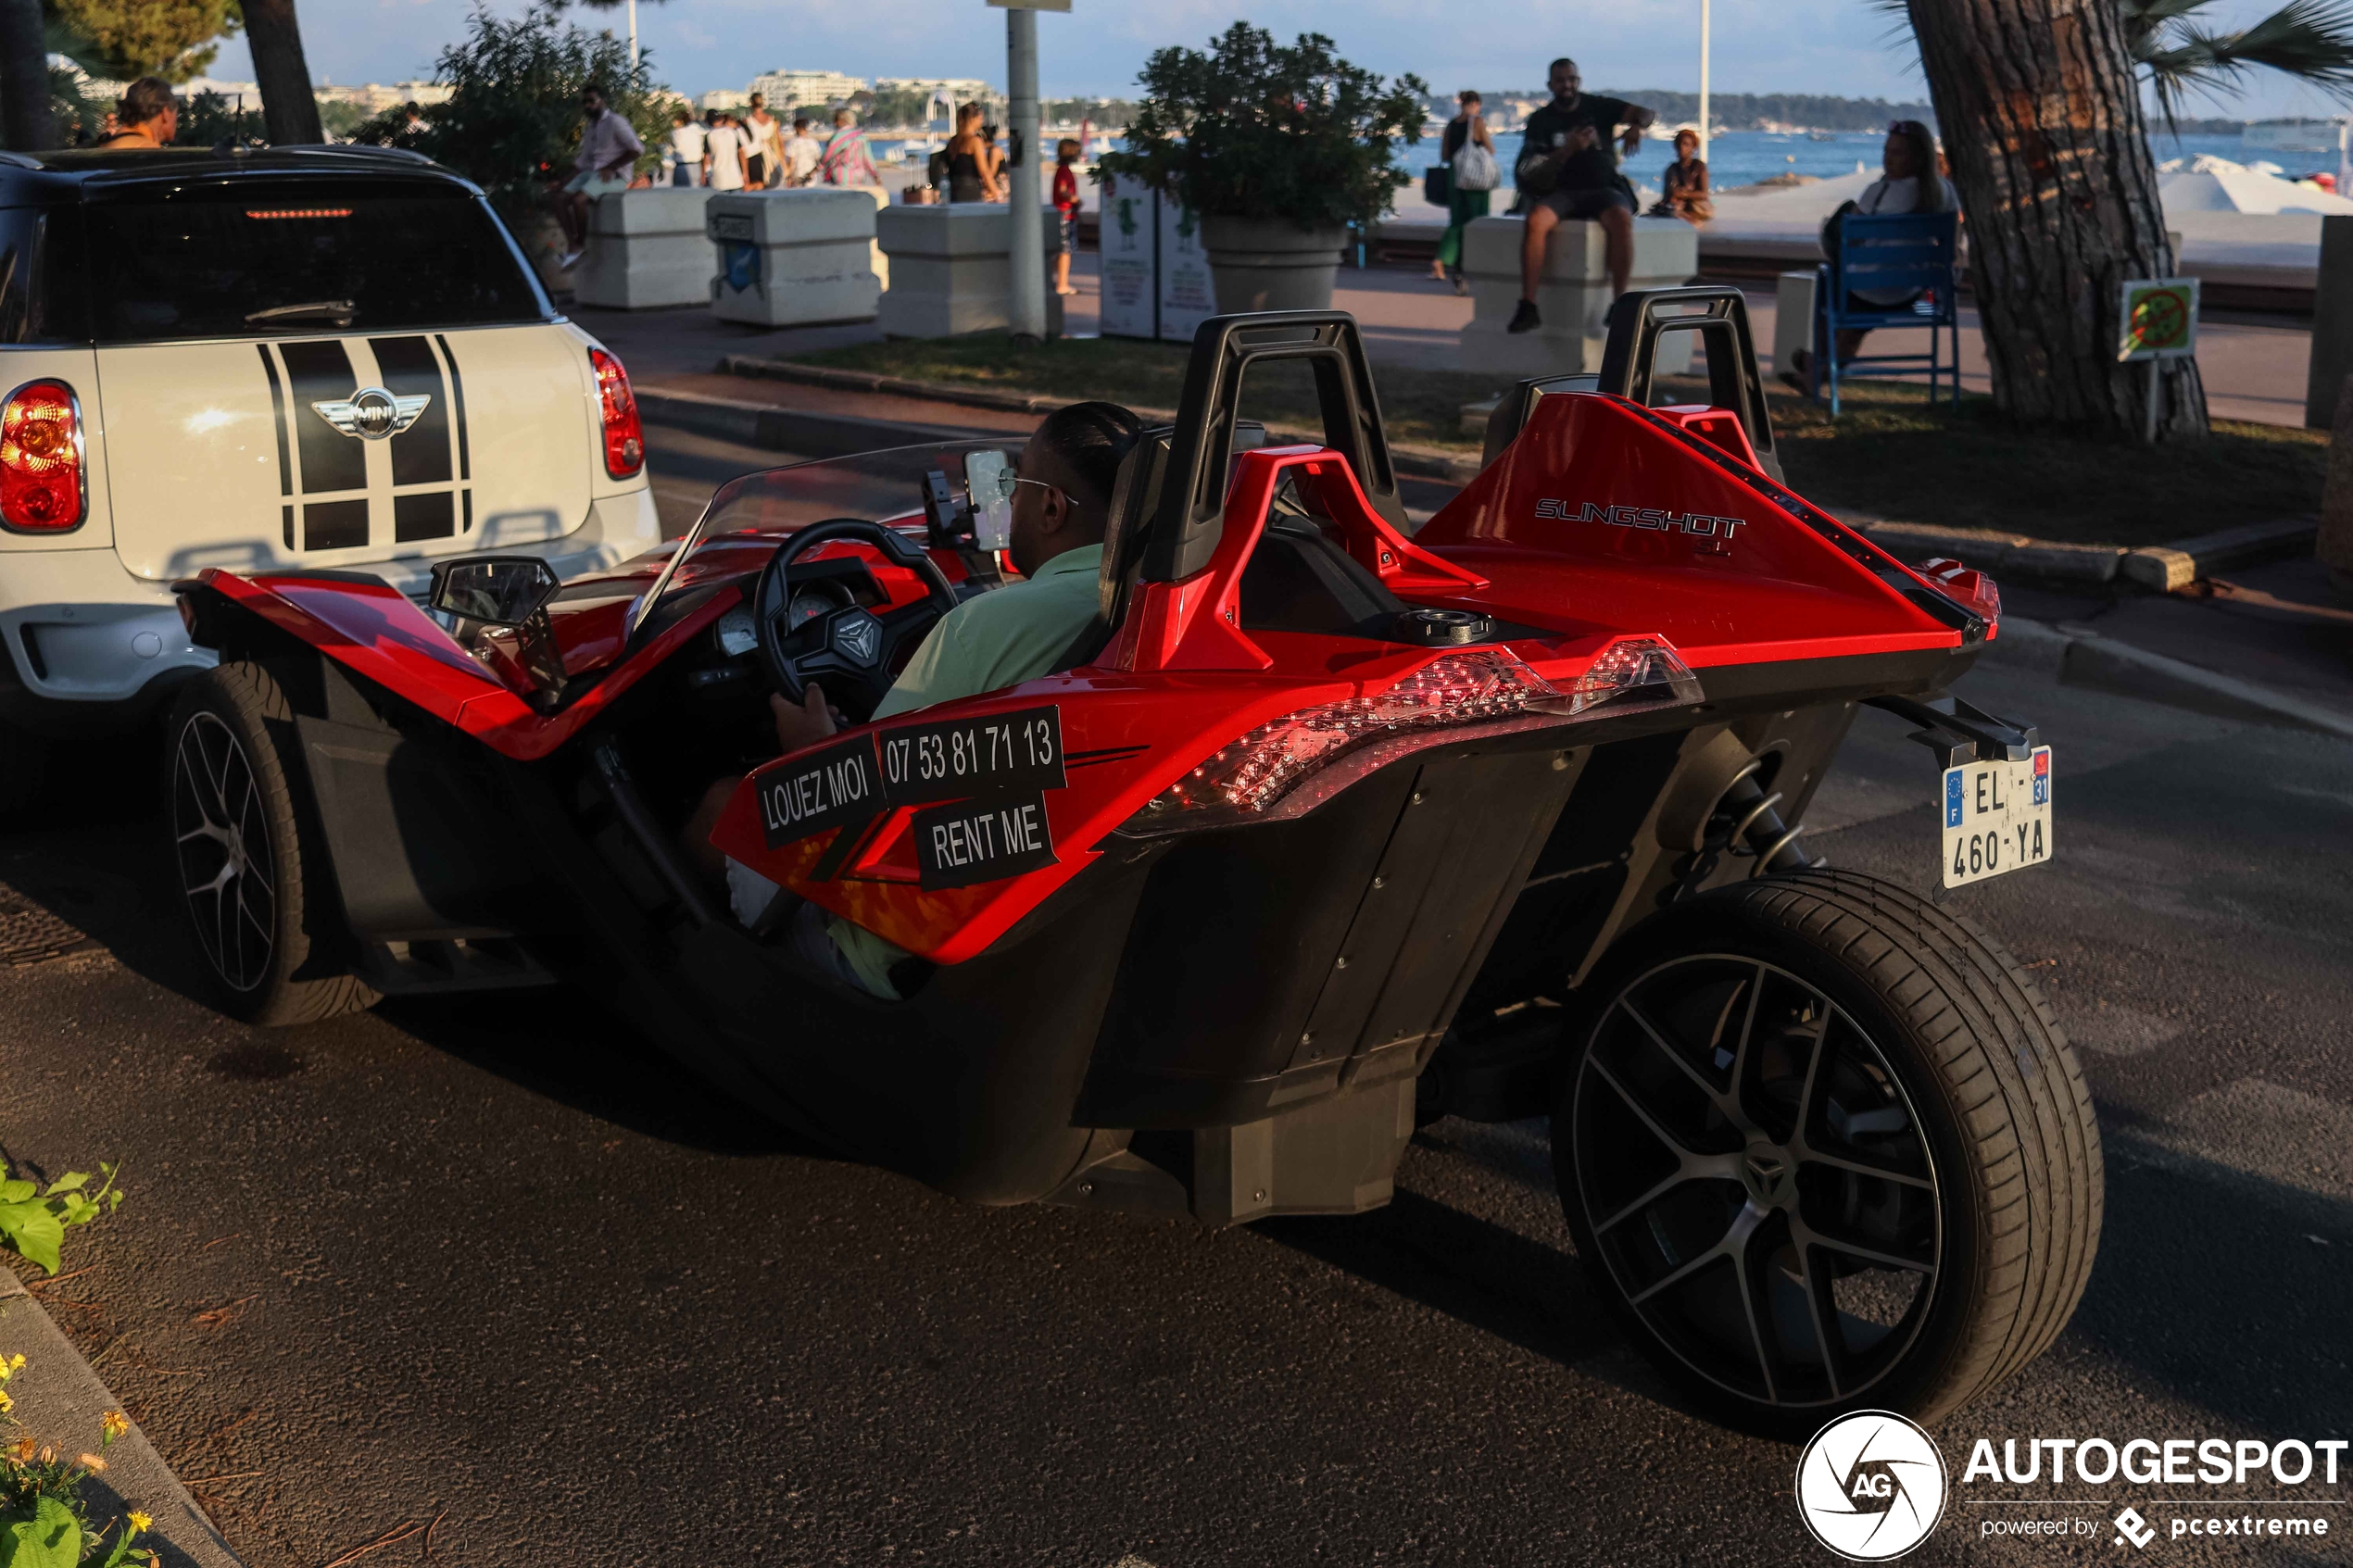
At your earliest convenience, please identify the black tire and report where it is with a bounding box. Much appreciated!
[1554,869,2100,1439]
[165,662,378,1026]
[0,715,56,818]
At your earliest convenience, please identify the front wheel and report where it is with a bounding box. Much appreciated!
[165,662,378,1026]
[1554,870,2100,1439]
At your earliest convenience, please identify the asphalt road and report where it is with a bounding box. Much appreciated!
[3,430,2349,1567]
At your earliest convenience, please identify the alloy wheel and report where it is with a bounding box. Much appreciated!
[1570,953,1943,1407]
[171,711,277,993]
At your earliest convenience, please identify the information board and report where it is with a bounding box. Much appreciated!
[1157,198,1215,344]
[1097,174,1157,340]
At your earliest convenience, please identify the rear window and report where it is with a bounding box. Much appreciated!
[79,179,549,344]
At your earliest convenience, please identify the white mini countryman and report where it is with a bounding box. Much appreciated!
[0,144,658,808]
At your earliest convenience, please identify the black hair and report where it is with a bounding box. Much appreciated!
[1550,57,1579,74]
[120,77,174,127]
[583,82,609,100]
[1035,401,1144,511]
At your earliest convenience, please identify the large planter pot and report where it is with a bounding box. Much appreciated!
[1199,214,1346,314]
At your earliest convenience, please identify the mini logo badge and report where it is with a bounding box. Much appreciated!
[311,386,430,441]
[830,609,882,667]
[2113,1507,2157,1549]
[1795,1411,1947,1561]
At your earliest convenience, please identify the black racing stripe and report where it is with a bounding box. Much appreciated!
[370,334,452,487]
[277,340,367,495]
[303,498,368,551]
[256,345,292,496]
[460,487,472,533]
[281,503,294,549]
[393,491,454,543]
[434,332,471,480]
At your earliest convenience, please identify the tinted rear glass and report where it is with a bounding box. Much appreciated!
[81,179,548,344]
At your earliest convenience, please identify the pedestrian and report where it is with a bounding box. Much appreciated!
[1650,128,1712,222]
[1506,57,1655,331]
[1784,119,1957,388]
[782,116,823,187]
[665,107,706,187]
[980,121,1006,200]
[744,92,783,189]
[554,82,644,271]
[705,110,748,192]
[95,77,176,149]
[817,108,882,187]
[945,104,990,203]
[1432,90,1497,295]
[1051,136,1082,295]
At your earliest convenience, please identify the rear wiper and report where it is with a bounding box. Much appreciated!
[245,299,356,325]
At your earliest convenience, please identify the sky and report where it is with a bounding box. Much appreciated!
[208,0,2349,121]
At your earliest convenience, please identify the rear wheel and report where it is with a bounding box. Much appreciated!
[166,662,377,1026]
[1554,870,2100,1438]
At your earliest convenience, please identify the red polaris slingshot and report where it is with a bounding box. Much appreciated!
[165,294,2098,1437]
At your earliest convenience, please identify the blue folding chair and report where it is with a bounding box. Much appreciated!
[1808,210,1960,416]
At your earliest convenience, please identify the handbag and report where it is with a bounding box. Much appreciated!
[1453,142,1499,193]
[1423,165,1450,206]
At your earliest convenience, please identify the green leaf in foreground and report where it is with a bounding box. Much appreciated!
[0,1497,83,1568]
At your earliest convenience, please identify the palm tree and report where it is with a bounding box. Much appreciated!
[2127,0,2353,134]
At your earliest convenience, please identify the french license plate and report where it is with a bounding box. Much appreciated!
[1941,746,2053,889]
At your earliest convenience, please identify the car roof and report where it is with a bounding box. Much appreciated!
[0,145,476,200]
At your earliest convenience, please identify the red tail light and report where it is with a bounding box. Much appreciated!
[1,380,86,533]
[1917,557,2001,621]
[1132,639,1703,826]
[589,348,644,479]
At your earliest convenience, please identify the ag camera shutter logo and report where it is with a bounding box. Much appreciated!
[1795,1411,1948,1560]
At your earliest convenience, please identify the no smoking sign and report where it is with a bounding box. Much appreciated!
[2119,277,2199,360]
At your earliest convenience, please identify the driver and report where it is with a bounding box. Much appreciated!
[691,400,1145,997]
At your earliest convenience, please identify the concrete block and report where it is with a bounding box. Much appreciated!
[876,203,1066,339]
[1457,215,1698,378]
[574,188,714,310]
[1773,269,1818,378]
[708,188,885,328]
[2121,517,2319,591]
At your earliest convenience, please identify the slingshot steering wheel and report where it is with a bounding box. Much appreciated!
[752,519,962,723]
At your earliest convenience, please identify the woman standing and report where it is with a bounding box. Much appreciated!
[980,121,1007,201]
[817,108,882,187]
[945,104,990,203]
[1651,128,1712,222]
[1431,90,1495,295]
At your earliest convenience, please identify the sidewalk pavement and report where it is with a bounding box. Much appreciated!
[0,1269,243,1568]
[578,248,2310,429]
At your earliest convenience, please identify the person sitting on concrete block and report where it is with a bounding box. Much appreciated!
[1508,56,1655,333]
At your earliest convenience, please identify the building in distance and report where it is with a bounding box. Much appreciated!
[749,69,871,109]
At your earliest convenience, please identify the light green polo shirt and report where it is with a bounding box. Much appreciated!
[830,543,1104,997]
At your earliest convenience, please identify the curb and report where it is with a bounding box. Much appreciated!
[1848,516,2317,591]
[716,354,1486,483]
[0,1270,245,1568]
[1979,615,2353,740]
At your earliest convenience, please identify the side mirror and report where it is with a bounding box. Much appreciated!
[429,556,560,627]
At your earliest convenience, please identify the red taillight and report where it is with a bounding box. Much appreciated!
[1,380,85,533]
[1917,557,2001,621]
[1132,639,1702,826]
[589,347,644,479]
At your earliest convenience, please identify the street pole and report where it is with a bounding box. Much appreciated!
[1005,6,1047,346]
[1698,0,1710,166]
[628,0,639,69]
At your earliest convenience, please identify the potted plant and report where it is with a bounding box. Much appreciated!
[1099,24,1425,314]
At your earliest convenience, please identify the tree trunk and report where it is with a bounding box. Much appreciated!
[0,0,54,152]
[244,0,323,145]
[1906,0,2208,439]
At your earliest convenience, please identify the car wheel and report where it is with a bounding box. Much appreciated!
[166,662,378,1026]
[1554,869,2100,1438]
